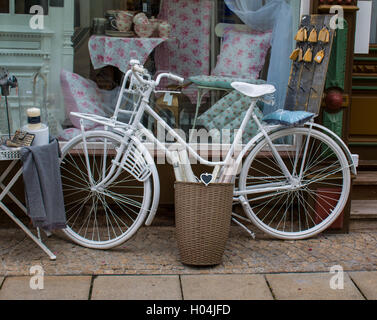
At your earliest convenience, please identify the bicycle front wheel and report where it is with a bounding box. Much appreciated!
[238,127,351,240]
[60,131,152,249]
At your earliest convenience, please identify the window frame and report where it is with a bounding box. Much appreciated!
[0,0,49,16]
[370,0,377,44]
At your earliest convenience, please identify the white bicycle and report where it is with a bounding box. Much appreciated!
[60,60,356,249]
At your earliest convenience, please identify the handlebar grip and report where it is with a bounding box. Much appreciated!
[129,59,141,66]
[168,73,184,84]
[132,65,147,75]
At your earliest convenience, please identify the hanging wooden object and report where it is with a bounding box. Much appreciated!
[295,27,306,42]
[303,47,313,62]
[308,28,318,43]
[290,48,300,61]
[314,49,325,64]
[284,15,335,114]
[298,47,304,62]
[318,27,330,43]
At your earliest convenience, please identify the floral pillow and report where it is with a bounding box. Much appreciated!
[59,126,105,141]
[60,70,106,130]
[59,128,82,142]
[197,90,264,143]
[212,29,272,79]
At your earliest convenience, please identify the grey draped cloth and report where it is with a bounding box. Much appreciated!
[20,139,66,231]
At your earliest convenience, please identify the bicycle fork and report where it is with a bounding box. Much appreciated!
[79,120,131,191]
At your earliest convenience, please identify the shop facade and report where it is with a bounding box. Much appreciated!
[0,0,376,235]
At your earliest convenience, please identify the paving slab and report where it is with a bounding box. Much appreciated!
[0,276,91,300]
[91,275,182,300]
[266,273,365,300]
[181,274,273,300]
[349,272,377,300]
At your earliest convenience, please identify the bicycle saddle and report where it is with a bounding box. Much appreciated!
[231,82,276,98]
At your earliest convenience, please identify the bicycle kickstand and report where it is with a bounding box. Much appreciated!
[232,213,256,240]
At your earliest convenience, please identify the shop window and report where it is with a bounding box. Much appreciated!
[0,0,49,14]
[15,0,49,15]
[66,0,301,143]
[0,0,10,13]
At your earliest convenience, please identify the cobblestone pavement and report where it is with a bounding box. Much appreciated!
[0,226,376,276]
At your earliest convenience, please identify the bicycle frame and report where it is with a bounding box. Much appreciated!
[64,61,358,243]
[77,67,297,194]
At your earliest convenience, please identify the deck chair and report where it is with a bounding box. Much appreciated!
[197,15,336,143]
[189,22,272,135]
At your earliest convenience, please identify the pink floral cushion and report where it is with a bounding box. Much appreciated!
[59,128,82,141]
[212,29,272,79]
[60,70,106,130]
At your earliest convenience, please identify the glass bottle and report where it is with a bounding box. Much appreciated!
[142,0,152,17]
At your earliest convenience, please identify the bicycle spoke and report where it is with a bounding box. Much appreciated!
[61,133,150,248]
[239,128,350,238]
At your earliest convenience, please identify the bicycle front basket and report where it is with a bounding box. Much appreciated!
[113,140,152,182]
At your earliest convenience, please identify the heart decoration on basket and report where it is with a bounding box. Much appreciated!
[200,173,214,186]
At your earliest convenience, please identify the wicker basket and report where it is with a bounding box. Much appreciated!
[174,182,234,266]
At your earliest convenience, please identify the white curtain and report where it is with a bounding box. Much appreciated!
[225,0,293,114]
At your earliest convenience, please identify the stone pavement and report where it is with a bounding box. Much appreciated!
[0,272,376,300]
[0,226,376,300]
[0,226,376,276]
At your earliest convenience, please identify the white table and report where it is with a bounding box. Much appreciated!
[0,148,56,260]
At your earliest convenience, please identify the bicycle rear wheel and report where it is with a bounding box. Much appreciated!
[238,127,351,240]
[60,131,152,249]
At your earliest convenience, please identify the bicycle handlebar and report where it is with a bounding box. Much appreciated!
[131,63,184,88]
[156,72,184,86]
[132,64,148,75]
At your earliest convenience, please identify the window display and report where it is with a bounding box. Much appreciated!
[1,0,306,144]
[211,28,272,79]
[224,0,293,115]
[60,70,108,131]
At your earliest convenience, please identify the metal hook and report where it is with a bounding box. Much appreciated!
[303,63,311,71]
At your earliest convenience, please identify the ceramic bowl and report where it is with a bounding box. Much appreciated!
[134,22,155,38]
[133,12,149,25]
[158,21,171,38]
